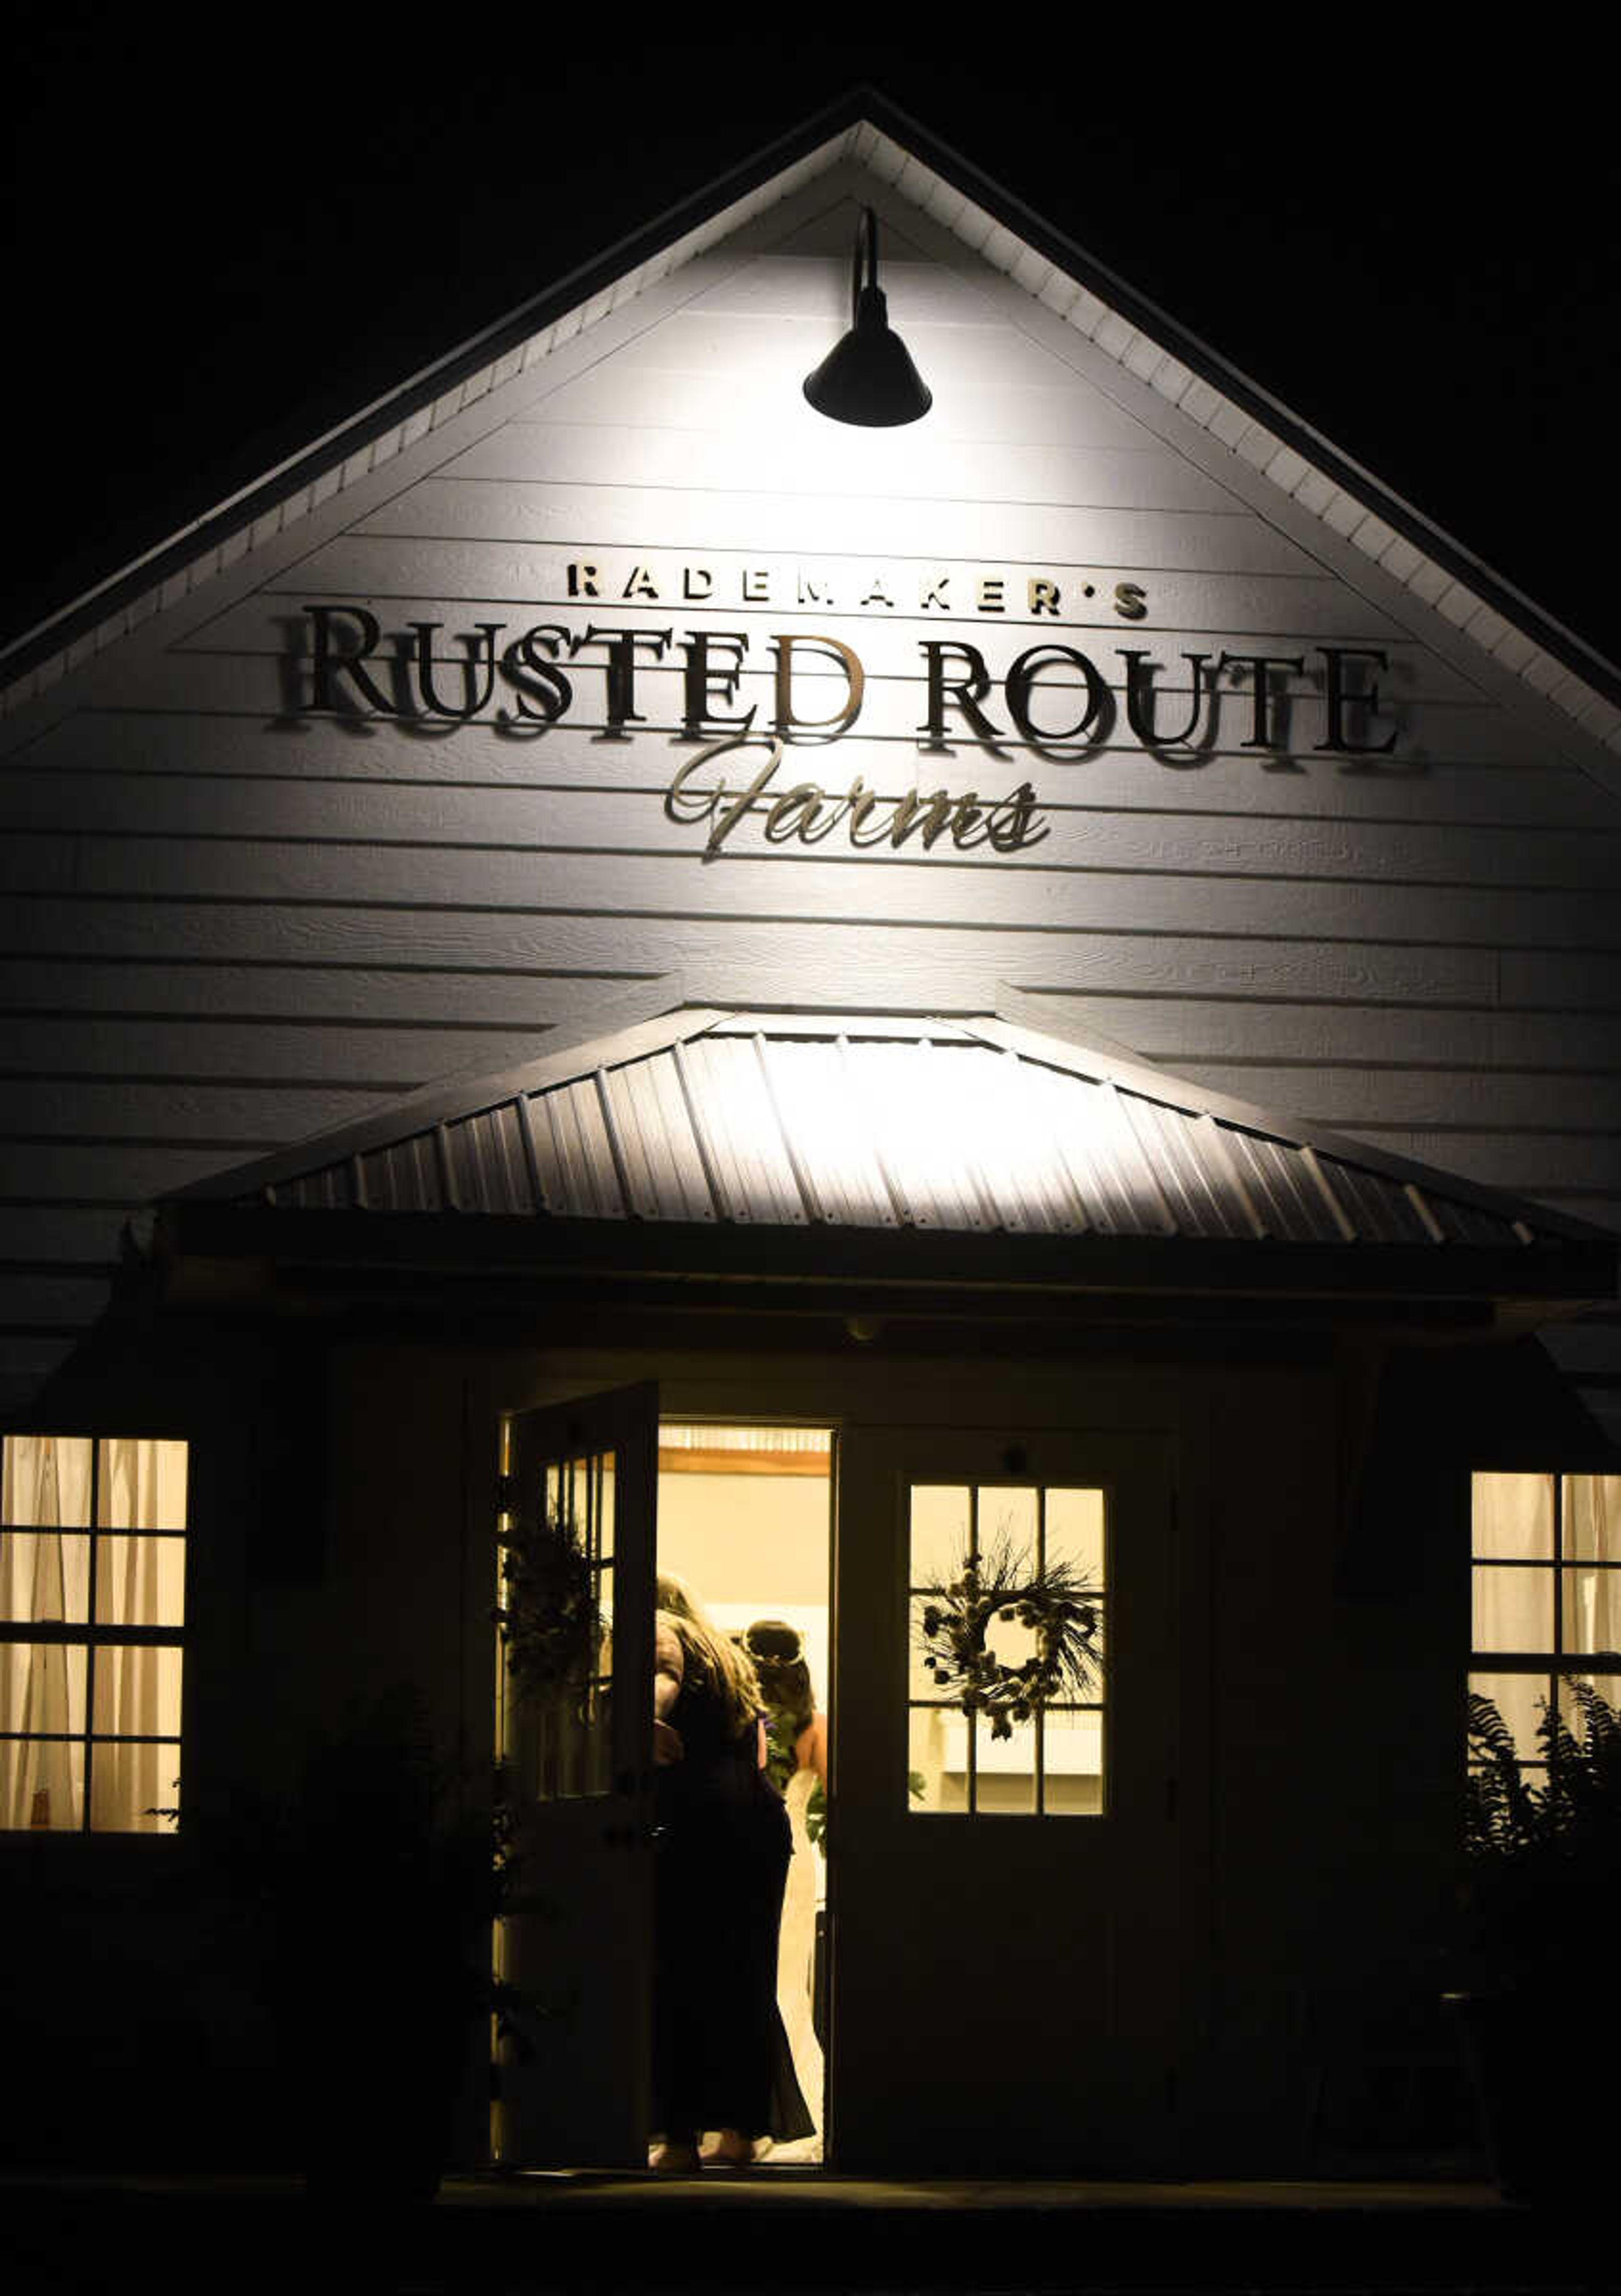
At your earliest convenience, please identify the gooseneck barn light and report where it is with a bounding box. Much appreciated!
[802,207,932,428]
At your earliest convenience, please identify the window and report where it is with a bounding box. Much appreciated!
[1470,1472,1621,1776]
[495,1424,616,1803]
[0,1435,187,1833]
[907,1479,1106,1817]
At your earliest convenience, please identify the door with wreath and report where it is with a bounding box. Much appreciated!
[829,1421,1182,2173]
[493,1382,658,2167]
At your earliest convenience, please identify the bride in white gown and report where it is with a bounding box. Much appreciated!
[740,1619,827,2163]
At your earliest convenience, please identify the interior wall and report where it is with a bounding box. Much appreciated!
[656,1465,831,1719]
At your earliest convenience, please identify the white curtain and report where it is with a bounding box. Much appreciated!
[1472,1473,1553,1657]
[1563,1475,1621,1656]
[1,1438,90,1829]
[2,1436,182,1833]
[1470,1473,1621,1763]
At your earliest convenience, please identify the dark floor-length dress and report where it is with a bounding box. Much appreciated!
[652,1661,813,2144]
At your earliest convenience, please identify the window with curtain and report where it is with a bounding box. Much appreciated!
[1470,1473,1621,1775]
[0,1434,187,1833]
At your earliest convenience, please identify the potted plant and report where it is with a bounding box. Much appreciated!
[163,1686,545,2203]
[1450,1679,1621,2205]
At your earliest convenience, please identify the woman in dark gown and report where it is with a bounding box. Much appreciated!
[650,1601,813,2169]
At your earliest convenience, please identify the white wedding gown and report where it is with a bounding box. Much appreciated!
[769,1763,824,2161]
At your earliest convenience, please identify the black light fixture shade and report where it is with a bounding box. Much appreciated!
[803,207,932,428]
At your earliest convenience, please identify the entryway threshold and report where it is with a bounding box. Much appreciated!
[3,2167,1603,2295]
[463,2168,1505,2208]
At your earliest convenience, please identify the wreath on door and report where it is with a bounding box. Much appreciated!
[916,1531,1101,1739]
[494,1503,598,1698]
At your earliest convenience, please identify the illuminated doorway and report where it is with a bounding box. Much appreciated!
[656,1421,834,2164]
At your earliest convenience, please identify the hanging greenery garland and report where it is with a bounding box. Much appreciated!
[494,1506,597,1698]
[917,1531,1101,1740]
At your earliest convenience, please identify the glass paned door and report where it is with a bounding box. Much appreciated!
[833,1422,1178,2176]
[494,1383,656,2168]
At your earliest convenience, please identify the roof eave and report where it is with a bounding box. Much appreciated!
[157,1199,1618,1319]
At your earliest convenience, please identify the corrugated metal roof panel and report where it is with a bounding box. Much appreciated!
[1225,1128,1331,1244]
[210,1009,1613,1290]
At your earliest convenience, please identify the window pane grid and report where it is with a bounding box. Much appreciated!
[0,1436,187,1834]
[1470,1476,1621,1777]
[908,1480,1106,1819]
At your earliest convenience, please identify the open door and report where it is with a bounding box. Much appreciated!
[494,1381,658,2167]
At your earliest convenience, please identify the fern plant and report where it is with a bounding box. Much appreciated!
[1462,1680,1621,1998]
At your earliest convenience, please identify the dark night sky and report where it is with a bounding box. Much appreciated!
[5,22,1619,676]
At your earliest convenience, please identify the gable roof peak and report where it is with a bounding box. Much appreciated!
[5,93,1621,774]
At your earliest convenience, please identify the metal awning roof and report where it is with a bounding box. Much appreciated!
[162,994,1618,1313]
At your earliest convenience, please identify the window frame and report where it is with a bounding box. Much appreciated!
[0,1430,190,1837]
[1469,1468,1621,1779]
[905,1473,1109,1820]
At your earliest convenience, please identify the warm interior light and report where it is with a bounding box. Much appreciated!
[802,207,932,428]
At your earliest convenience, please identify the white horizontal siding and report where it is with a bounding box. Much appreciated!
[435,423,1248,515]
[0,904,1510,1002]
[2,164,1619,1413]
[3,772,1618,893]
[528,366,1160,451]
[7,835,1617,948]
[0,1014,562,1087]
[1010,995,1621,1074]
[348,477,1328,580]
[0,958,580,1028]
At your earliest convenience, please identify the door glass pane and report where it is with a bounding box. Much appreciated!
[909,1596,949,1701]
[908,1704,962,1813]
[979,1484,1037,1560]
[910,1485,969,1588]
[1472,1564,1553,1651]
[501,1445,617,1803]
[1045,1486,1105,1583]
[908,1476,1106,1818]
[599,1454,615,1565]
[1043,1709,1106,1815]
[974,1713,1037,1816]
[1472,1473,1553,1559]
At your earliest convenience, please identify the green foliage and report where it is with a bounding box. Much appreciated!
[1462,1680,1621,1998]
[160,1686,550,2059]
[763,1710,800,1796]
[494,1508,597,1699]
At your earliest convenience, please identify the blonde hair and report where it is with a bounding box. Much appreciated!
[656,1571,705,1623]
[658,1606,762,1738]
